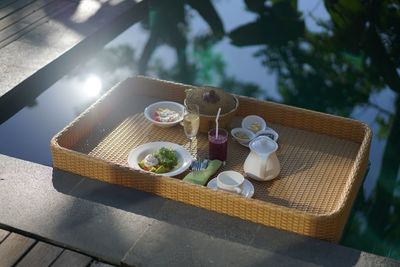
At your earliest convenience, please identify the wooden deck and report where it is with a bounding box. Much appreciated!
[0,0,75,49]
[0,229,115,267]
[0,0,141,99]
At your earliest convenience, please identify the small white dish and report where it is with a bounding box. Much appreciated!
[217,171,244,194]
[127,142,192,176]
[242,115,266,134]
[255,127,279,142]
[144,101,184,128]
[232,126,278,148]
[207,177,255,198]
[231,128,255,146]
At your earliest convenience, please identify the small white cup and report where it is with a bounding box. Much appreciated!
[217,171,244,194]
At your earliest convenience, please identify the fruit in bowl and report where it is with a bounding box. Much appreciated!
[144,101,184,127]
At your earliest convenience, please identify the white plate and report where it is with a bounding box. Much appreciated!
[207,177,255,198]
[128,142,192,176]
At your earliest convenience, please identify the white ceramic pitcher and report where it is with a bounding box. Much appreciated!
[243,136,280,181]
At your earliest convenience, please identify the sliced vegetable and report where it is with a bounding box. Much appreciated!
[155,165,169,173]
[138,161,151,171]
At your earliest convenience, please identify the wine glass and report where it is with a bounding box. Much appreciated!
[183,103,200,154]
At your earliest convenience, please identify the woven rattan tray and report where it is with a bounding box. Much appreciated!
[51,76,371,242]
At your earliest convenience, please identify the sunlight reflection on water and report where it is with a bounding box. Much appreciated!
[84,75,102,97]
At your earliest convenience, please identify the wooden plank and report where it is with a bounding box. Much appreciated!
[0,0,37,19]
[15,241,63,267]
[0,229,10,244]
[0,0,17,10]
[0,0,58,31]
[0,233,35,267]
[0,0,75,47]
[51,250,92,267]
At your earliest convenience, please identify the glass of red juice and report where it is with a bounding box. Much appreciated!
[208,128,228,161]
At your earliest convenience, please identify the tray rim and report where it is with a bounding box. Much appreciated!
[50,75,372,242]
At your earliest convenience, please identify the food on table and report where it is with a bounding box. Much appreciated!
[138,147,178,173]
[153,108,180,122]
[234,131,250,140]
[142,154,159,167]
[249,122,261,133]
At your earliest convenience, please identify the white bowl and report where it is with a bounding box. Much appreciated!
[231,128,255,146]
[255,128,279,142]
[241,115,266,134]
[144,101,184,127]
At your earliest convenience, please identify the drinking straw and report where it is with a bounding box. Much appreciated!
[215,107,221,138]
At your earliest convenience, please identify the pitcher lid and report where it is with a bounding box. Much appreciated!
[249,136,278,155]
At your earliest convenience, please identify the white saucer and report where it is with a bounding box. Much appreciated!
[207,178,255,198]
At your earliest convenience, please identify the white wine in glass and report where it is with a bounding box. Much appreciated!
[183,113,200,139]
[183,104,200,141]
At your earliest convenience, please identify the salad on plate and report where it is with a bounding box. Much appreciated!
[138,147,178,174]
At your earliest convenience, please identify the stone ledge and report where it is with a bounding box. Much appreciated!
[0,154,399,266]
